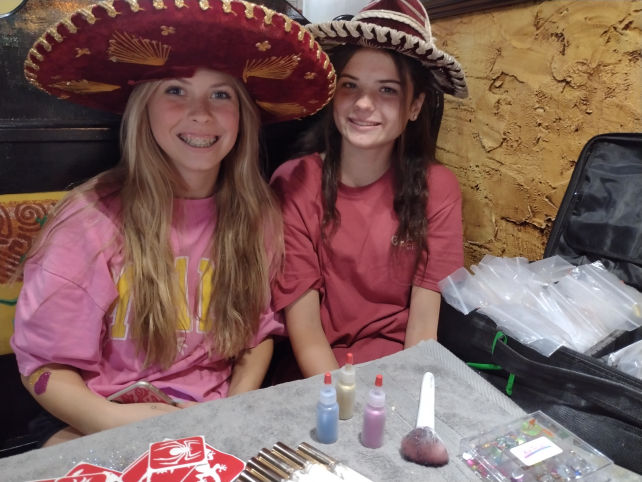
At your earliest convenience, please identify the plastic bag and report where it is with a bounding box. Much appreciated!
[439,255,642,357]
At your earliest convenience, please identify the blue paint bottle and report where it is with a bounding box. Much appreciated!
[316,372,339,444]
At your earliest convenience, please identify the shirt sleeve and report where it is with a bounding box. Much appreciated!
[10,199,119,377]
[249,304,285,347]
[413,164,464,291]
[270,157,324,312]
[11,267,113,376]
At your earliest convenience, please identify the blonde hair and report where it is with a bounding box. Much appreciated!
[28,75,282,367]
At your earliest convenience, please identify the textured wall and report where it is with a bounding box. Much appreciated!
[432,0,641,265]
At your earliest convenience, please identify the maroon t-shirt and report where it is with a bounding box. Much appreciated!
[271,153,463,364]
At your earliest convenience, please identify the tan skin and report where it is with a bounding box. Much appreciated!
[286,48,442,378]
[23,340,273,446]
[22,69,274,445]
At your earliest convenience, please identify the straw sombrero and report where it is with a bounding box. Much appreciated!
[23,0,336,122]
[306,0,467,98]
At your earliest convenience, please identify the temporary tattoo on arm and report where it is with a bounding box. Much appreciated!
[30,368,52,395]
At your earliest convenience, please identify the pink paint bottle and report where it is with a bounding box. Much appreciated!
[361,374,386,448]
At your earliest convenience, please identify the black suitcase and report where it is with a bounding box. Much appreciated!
[438,132,642,473]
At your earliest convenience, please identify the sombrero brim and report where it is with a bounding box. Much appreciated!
[24,0,337,123]
[307,19,467,99]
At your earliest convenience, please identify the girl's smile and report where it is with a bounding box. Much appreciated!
[177,133,220,148]
[348,118,381,128]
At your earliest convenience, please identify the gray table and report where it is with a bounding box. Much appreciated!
[1,341,639,481]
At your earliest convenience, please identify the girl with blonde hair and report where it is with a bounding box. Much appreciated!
[11,0,334,446]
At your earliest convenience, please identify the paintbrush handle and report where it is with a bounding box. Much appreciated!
[416,372,435,429]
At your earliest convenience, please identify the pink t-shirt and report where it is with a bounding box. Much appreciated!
[271,153,463,364]
[11,192,283,402]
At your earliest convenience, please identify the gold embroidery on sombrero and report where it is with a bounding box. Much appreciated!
[297,30,304,42]
[283,16,292,32]
[28,48,43,62]
[256,101,306,117]
[255,41,271,52]
[36,38,52,53]
[49,80,121,94]
[327,81,336,97]
[24,75,40,90]
[27,80,42,91]
[199,0,210,9]
[221,1,236,15]
[241,1,255,19]
[78,8,98,25]
[304,72,317,80]
[174,0,188,8]
[75,48,91,57]
[123,0,143,13]
[99,1,119,18]
[46,28,63,43]
[60,19,78,34]
[242,54,301,82]
[260,6,274,25]
[153,0,167,9]
[108,31,171,66]
[161,25,175,35]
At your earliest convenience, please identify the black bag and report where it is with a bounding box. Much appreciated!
[438,133,642,473]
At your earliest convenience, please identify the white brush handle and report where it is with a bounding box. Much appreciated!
[416,372,435,429]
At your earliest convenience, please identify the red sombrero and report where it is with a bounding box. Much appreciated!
[23,0,336,122]
[306,0,467,98]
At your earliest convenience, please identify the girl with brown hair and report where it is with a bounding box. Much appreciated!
[271,0,468,378]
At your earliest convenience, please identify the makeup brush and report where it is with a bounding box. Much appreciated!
[400,372,449,466]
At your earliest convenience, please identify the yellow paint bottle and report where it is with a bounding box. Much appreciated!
[336,352,356,420]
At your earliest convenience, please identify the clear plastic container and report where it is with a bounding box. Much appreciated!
[460,411,612,481]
